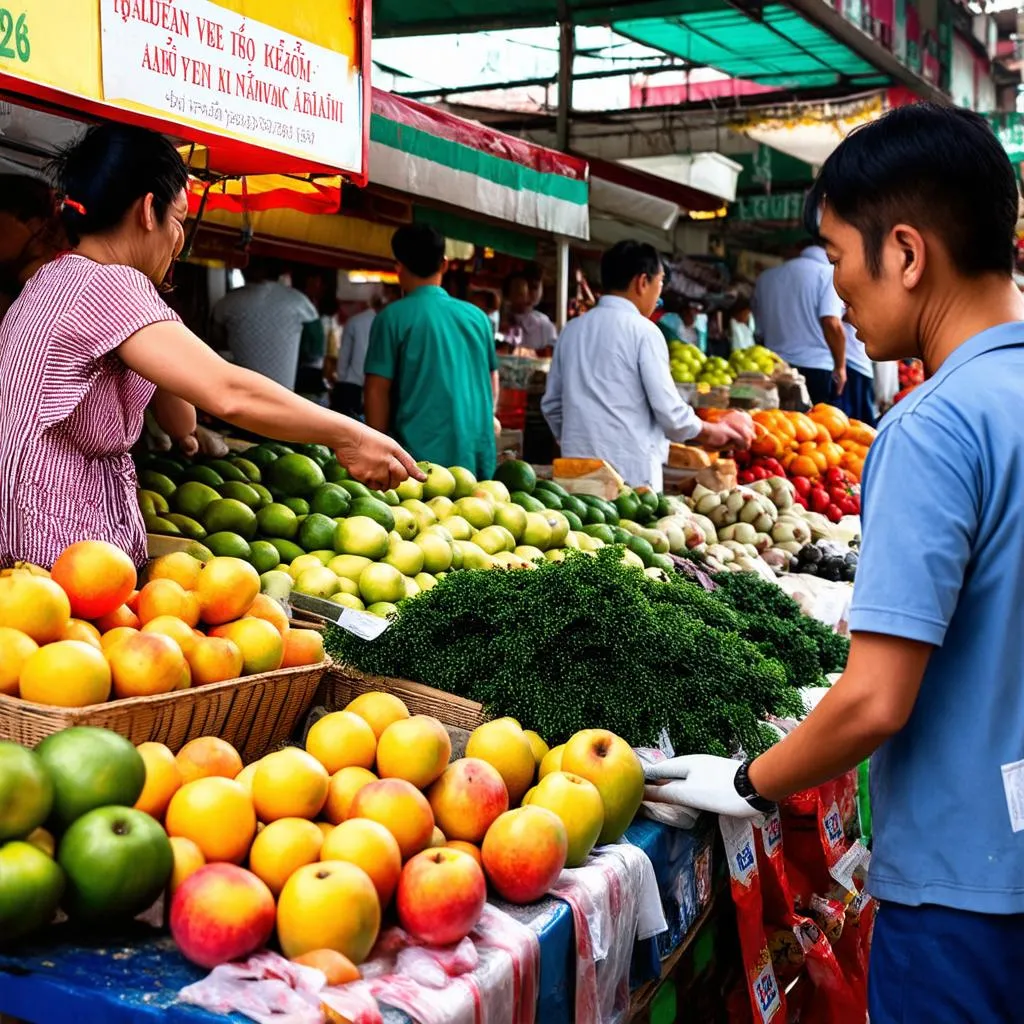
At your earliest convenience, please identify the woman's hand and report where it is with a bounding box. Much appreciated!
[334,420,426,491]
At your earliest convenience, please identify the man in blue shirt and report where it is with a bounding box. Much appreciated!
[753,243,847,403]
[646,104,1024,1020]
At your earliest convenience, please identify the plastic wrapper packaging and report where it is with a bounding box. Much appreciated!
[774,574,852,633]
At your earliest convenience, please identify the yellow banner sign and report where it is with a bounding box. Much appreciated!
[0,0,366,177]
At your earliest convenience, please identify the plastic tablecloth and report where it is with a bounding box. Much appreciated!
[0,817,716,1024]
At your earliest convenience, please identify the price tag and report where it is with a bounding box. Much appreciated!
[335,607,391,641]
[719,816,757,887]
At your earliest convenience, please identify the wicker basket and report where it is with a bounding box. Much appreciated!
[320,664,488,733]
[0,663,327,761]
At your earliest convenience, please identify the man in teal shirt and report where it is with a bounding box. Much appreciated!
[363,224,499,479]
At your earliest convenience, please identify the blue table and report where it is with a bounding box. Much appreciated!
[0,818,716,1024]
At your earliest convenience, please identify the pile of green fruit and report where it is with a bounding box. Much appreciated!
[729,344,780,377]
[0,728,172,944]
[137,448,708,618]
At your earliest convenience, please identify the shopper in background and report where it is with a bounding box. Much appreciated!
[331,286,399,419]
[644,104,1024,1022]
[753,241,846,403]
[728,295,756,352]
[501,269,557,354]
[292,267,332,405]
[0,123,421,569]
[211,256,319,391]
[364,224,499,478]
[839,320,877,425]
[541,240,754,491]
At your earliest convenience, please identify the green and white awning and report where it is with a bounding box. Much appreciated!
[370,90,590,241]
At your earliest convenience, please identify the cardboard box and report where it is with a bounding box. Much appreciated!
[552,458,625,499]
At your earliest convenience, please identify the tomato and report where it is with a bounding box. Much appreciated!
[825,467,847,487]
[838,496,859,516]
[789,455,820,478]
[751,466,769,481]
[825,503,844,523]
[792,476,812,497]
[809,404,850,441]
[738,470,755,484]
[792,493,808,509]
[809,487,831,514]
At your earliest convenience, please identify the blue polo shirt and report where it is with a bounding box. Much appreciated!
[850,321,1024,913]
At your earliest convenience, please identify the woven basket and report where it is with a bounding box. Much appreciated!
[320,664,488,733]
[0,663,327,761]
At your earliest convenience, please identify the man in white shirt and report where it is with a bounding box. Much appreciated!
[541,240,754,490]
[211,258,319,391]
[331,288,397,417]
[752,243,847,404]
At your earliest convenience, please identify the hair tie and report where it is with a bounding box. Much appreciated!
[62,197,87,216]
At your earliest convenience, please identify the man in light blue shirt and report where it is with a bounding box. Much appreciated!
[541,241,753,489]
[753,243,847,403]
[643,105,1024,1019]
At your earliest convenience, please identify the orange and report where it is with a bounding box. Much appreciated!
[249,817,324,896]
[0,627,38,696]
[60,618,102,650]
[50,540,137,620]
[19,640,111,706]
[244,593,290,638]
[234,759,261,797]
[142,615,200,655]
[344,691,410,740]
[100,626,139,652]
[788,455,821,479]
[186,636,244,685]
[281,629,324,668]
[168,836,206,895]
[252,748,330,823]
[137,579,200,627]
[306,711,377,775]
[93,604,141,633]
[165,777,256,864]
[0,574,71,644]
[176,736,243,784]
[195,557,260,626]
[147,552,203,591]
[135,741,184,819]
[208,618,283,675]
[322,767,377,825]
[106,631,187,698]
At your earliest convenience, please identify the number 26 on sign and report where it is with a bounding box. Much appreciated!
[0,9,30,63]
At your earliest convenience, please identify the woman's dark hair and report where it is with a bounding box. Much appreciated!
[805,103,1019,278]
[55,124,188,244]
[391,223,446,279]
[0,174,58,222]
[600,240,663,292]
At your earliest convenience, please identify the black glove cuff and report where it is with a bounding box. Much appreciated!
[734,760,775,814]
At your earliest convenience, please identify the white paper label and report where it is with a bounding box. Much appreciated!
[335,607,391,641]
[1002,758,1024,833]
[753,960,782,1023]
[719,816,757,887]
[762,809,783,857]
[821,800,844,850]
[101,0,362,172]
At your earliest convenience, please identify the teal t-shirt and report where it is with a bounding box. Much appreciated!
[364,286,498,479]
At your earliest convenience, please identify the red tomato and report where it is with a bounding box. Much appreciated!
[751,466,768,480]
[826,503,844,523]
[838,496,859,516]
[738,469,755,484]
[809,487,831,514]
[792,476,812,497]
[793,493,808,508]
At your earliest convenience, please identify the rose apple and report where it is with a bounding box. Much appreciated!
[523,771,604,868]
[560,729,644,845]
[349,778,434,860]
[57,806,173,920]
[170,863,275,968]
[396,847,487,945]
[465,719,536,805]
[481,806,567,904]
[428,758,508,843]
[0,840,65,942]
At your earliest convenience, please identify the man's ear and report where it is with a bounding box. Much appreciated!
[890,224,926,289]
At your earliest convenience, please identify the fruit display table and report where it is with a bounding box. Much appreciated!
[0,819,715,1024]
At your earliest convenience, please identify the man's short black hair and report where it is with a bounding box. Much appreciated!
[805,103,1019,278]
[392,223,446,279]
[600,240,664,292]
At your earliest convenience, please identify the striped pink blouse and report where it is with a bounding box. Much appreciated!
[0,254,180,569]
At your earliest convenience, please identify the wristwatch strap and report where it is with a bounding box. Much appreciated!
[734,760,775,813]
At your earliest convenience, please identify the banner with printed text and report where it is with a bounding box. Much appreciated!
[0,0,366,178]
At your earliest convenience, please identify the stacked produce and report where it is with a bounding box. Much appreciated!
[326,546,848,758]
[669,341,780,386]
[0,543,323,707]
[894,358,924,403]
[722,404,875,484]
[0,706,645,971]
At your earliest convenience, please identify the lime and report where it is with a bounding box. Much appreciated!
[229,457,262,483]
[583,524,615,545]
[144,515,180,535]
[358,563,406,605]
[202,498,257,539]
[138,470,176,499]
[172,481,220,519]
[245,445,280,469]
[310,484,351,518]
[511,491,544,513]
[218,481,262,508]
[282,497,310,517]
[268,538,306,563]
[323,462,349,483]
[298,513,338,553]
[249,483,273,509]
[203,459,246,483]
[255,502,299,540]
[348,497,395,533]
[494,460,537,495]
[266,453,325,497]
[182,465,224,488]
[340,480,372,501]
[249,540,281,574]
[449,466,478,499]
[137,489,169,516]
[205,532,252,559]
[334,517,389,560]
[164,514,207,540]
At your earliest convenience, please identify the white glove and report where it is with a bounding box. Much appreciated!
[643,754,765,820]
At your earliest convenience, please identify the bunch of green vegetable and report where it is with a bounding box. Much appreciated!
[325,548,848,757]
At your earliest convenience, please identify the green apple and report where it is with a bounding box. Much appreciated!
[328,592,365,611]
[449,466,478,499]
[453,497,493,530]
[427,496,455,520]
[294,566,339,599]
[259,569,293,603]
[358,562,407,605]
[439,514,473,541]
[385,540,426,577]
[334,517,389,560]
[473,525,516,554]
[288,553,325,581]
[493,503,528,543]
[414,572,438,592]
[396,477,424,501]
[367,602,399,618]
[400,498,438,533]
[522,512,553,551]
[0,743,53,842]
[415,532,454,573]
[327,554,372,583]
[403,576,421,598]
[542,511,570,548]
[514,545,545,563]
[419,463,457,499]
[476,480,511,504]
[391,506,419,540]
[453,540,494,570]
[524,771,604,867]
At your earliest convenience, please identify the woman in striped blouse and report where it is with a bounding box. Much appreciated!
[0,124,421,569]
